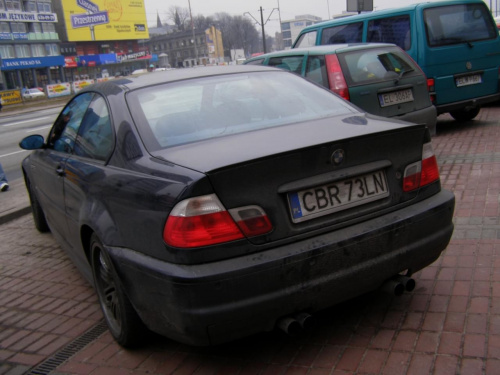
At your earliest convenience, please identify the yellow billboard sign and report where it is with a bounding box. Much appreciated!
[64,0,149,41]
[0,90,22,105]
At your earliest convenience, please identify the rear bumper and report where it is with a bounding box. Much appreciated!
[110,189,455,346]
[397,105,437,136]
[435,92,500,115]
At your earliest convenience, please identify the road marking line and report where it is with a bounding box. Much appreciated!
[3,116,51,127]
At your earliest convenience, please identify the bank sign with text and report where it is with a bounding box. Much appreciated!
[64,0,149,41]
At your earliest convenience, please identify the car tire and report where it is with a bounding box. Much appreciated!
[27,180,50,233]
[449,107,480,122]
[90,234,144,347]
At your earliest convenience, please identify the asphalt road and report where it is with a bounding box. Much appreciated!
[0,105,62,181]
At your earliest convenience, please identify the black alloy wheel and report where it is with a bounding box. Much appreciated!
[90,234,144,347]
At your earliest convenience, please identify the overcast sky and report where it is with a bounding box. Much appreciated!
[142,0,449,35]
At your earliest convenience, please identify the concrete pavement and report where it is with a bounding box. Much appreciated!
[2,106,500,374]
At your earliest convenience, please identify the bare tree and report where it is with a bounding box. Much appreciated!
[167,6,190,30]
[193,15,215,31]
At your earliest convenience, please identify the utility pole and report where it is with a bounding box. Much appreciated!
[244,6,279,54]
[260,7,266,53]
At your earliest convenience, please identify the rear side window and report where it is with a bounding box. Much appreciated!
[245,59,264,65]
[321,22,363,44]
[305,56,328,88]
[268,56,304,74]
[339,47,417,85]
[294,31,317,48]
[367,15,411,50]
[424,3,497,47]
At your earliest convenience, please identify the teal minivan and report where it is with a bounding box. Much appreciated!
[293,0,500,122]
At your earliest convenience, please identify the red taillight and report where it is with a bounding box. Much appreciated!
[403,142,440,192]
[427,78,436,103]
[163,194,272,248]
[325,54,350,101]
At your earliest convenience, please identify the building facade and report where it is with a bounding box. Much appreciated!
[52,0,151,80]
[281,14,323,49]
[0,0,64,89]
[149,26,224,68]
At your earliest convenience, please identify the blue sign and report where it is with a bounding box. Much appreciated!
[71,11,109,28]
[1,56,65,70]
[77,0,99,13]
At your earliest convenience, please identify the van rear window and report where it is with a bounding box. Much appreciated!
[321,22,363,44]
[424,3,497,47]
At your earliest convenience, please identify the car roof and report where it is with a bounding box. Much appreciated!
[245,43,397,62]
[84,65,280,94]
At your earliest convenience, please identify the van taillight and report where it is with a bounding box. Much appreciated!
[403,142,440,192]
[325,54,350,101]
[163,194,272,248]
[427,78,436,103]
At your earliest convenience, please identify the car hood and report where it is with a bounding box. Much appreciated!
[150,113,416,173]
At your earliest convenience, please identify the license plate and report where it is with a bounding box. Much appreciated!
[456,74,482,87]
[288,170,390,223]
[378,89,414,108]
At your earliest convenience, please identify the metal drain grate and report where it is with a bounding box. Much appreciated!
[25,320,108,375]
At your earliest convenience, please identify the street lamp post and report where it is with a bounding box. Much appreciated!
[188,0,198,65]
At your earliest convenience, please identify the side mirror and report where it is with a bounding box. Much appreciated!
[19,135,45,150]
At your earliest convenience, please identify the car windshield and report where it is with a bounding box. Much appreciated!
[127,71,355,150]
[339,46,417,85]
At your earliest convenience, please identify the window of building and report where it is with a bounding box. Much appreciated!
[23,1,36,12]
[41,23,55,33]
[30,22,42,33]
[15,44,30,57]
[0,22,9,33]
[11,23,26,33]
[0,44,15,58]
[31,44,45,56]
[37,1,51,12]
[282,22,291,31]
[45,43,58,55]
[0,0,5,10]
[282,30,291,39]
[5,0,21,10]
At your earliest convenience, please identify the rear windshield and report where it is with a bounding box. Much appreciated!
[339,46,418,85]
[424,3,497,47]
[127,72,354,151]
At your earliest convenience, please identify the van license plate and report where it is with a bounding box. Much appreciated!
[378,89,414,108]
[287,170,389,223]
[456,74,482,87]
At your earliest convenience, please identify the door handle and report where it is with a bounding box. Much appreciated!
[56,166,65,177]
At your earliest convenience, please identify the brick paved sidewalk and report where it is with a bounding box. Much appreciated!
[2,108,500,375]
